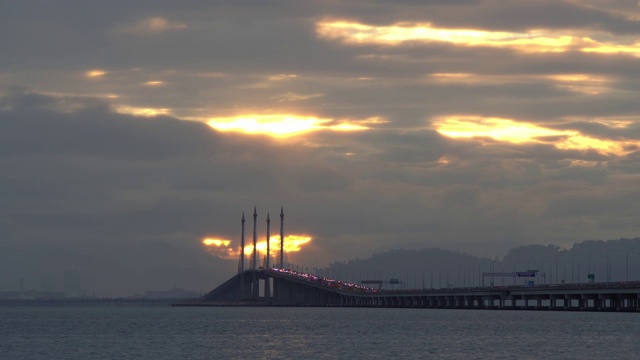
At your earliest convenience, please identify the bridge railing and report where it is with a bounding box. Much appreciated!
[266,268,378,294]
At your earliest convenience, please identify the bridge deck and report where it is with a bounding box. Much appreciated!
[185,269,640,311]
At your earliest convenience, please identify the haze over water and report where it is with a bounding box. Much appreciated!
[2,307,638,359]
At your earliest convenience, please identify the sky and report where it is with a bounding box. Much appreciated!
[2,0,640,295]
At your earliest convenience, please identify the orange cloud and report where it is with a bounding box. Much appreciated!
[201,238,237,259]
[85,70,107,78]
[434,115,640,156]
[267,74,297,81]
[203,238,231,247]
[115,106,171,117]
[317,21,640,55]
[427,72,614,95]
[143,81,165,86]
[201,235,313,260]
[207,114,371,137]
[317,21,574,52]
[270,92,325,102]
[124,17,187,36]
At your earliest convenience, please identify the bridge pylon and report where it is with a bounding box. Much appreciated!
[265,213,271,298]
[238,212,245,298]
[252,207,258,298]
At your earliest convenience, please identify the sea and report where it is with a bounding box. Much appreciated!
[1,306,639,359]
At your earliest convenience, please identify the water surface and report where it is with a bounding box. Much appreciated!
[1,307,638,359]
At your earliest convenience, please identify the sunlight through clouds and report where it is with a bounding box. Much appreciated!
[434,116,640,156]
[201,238,237,259]
[267,74,297,81]
[207,115,371,137]
[143,81,165,86]
[581,39,640,54]
[565,116,637,129]
[85,70,107,78]
[202,235,313,260]
[115,106,171,117]
[435,116,572,143]
[123,17,187,36]
[6,0,640,297]
[427,73,614,94]
[544,74,612,95]
[317,21,575,52]
[270,92,324,102]
[317,21,640,55]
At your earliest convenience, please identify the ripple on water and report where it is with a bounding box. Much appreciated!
[1,307,639,359]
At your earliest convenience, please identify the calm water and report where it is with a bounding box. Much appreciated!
[1,306,639,359]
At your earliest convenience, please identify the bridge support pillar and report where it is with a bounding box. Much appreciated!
[476,296,484,309]
[462,296,470,309]
[611,297,619,311]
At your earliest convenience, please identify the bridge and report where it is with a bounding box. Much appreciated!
[177,209,640,311]
[175,268,640,311]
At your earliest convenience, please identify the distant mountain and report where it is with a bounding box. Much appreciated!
[317,238,640,289]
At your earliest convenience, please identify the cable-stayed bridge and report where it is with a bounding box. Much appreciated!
[181,208,640,311]
[174,268,640,311]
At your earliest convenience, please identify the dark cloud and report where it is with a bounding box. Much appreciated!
[279,0,640,34]
[2,92,639,293]
[442,0,640,34]
[0,91,217,159]
[2,0,640,295]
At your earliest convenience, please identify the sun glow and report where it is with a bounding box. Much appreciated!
[435,116,572,143]
[203,238,231,247]
[317,21,640,55]
[85,70,107,78]
[581,38,640,54]
[428,72,614,95]
[124,17,187,36]
[201,235,313,260]
[280,235,313,252]
[545,73,612,94]
[434,116,640,156]
[207,115,369,137]
[317,21,573,52]
[201,238,236,259]
[115,106,171,117]
[143,81,165,86]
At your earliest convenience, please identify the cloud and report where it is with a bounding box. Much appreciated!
[3,89,640,294]
[433,115,640,156]
[207,114,371,137]
[3,1,640,295]
[271,92,325,102]
[317,20,640,55]
[122,17,187,36]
